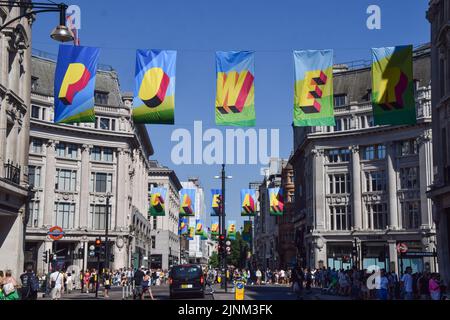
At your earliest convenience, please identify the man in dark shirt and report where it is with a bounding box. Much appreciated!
[20,265,39,300]
[133,266,145,300]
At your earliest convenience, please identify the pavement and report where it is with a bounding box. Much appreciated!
[38,283,351,300]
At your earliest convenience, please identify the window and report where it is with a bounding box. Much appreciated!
[55,142,78,159]
[400,167,419,189]
[362,144,385,160]
[55,169,77,191]
[31,105,40,119]
[90,146,101,161]
[365,171,386,192]
[327,148,351,163]
[328,174,351,194]
[151,236,156,249]
[153,216,157,230]
[334,119,342,132]
[56,143,66,157]
[400,139,418,156]
[90,204,111,230]
[100,118,110,130]
[327,149,339,163]
[90,146,113,162]
[30,138,43,154]
[402,201,421,229]
[367,203,388,230]
[367,115,374,127]
[54,202,75,229]
[90,172,112,193]
[329,205,352,231]
[31,76,38,91]
[103,148,113,162]
[334,94,347,107]
[28,166,41,188]
[94,91,109,105]
[28,201,40,228]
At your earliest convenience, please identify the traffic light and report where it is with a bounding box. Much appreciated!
[218,235,225,254]
[42,250,49,263]
[95,238,102,257]
[49,253,54,262]
[225,240,232,255]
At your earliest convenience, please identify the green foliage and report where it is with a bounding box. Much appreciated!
[209,251,219,268]
[226,232,249,269]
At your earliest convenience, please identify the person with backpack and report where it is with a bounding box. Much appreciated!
[20,264,39,300]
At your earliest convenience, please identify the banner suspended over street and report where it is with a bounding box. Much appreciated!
[211,218,219,237]
[195,219,204,235]
[149,187,166,216]
[179,189,196,216]
[371,45,416,125]
[241,189,257,216]
[178,217,188,236]
[227,220,236,240]
[132,50,176,124]
[293,50,335,127]
[211,189,222,216]
[215,51,255,126]
[188,226,195,240]
[242,220,252,243]
[54,45,99,123]
[269,187,284,216]
[200,230,208,240]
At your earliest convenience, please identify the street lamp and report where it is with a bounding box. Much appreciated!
[0,1,74,42]
[214,164,232,292]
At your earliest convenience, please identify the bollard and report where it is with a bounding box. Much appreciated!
[122,285,125,300]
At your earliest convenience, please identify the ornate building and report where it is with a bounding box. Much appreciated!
[427,0,450,290]
[148,160,182,270]
[25,53,153,274]
[290,45,435,274]
[0,2,33,278]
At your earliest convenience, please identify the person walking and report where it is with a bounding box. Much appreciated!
[83,270,90,293]
[20,265,40,300]
[429,273,441,300]
[401,267,414,300]
[133,266,145,300]
[256,269,262,285]
[49,268,63,300]
[142,271,155,300]
[1,270,20,300]
[376,269,389,300]
[417,271,430,300]
[292,266,304,300]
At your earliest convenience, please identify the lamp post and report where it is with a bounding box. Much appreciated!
[214,164,232,291]
[0,1,74,42]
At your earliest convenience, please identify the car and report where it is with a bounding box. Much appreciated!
[169,264,205,299]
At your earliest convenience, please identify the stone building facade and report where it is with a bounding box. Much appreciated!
[25,54,153,274]
[427,0,450,289]
[290,46,435,274]
[0,2,33,278]
[148,160,182,270]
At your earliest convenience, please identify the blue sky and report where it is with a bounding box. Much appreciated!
[31,0,429,229]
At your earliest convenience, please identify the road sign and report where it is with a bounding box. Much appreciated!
[402,251,437,258]
[47,226,64,240]
[225,240,231,246]
[397,243,408,254]
[235,281,245,300]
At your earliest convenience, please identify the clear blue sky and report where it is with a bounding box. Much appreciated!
[31,0,430,229]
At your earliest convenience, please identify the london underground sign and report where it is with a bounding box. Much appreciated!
[396,242,408,254]
[48,226,65,240]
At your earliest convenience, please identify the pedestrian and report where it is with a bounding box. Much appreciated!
[20,264,40,300]
[376,269,389,300]
[429,273,441,300]
[142,271,155,300]
[256,269,262,285]
[103,269,111,298]
[49,268,63,300]
[305,268,312,294]
[417,271,430,300]
[66,272,73,294]
[133,266,145,300]
[0,270,20,300]
[83,270,90,293]
[400,267,414,300]
[292,266,304,299]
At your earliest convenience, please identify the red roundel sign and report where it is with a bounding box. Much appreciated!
[396,243,408,254]
[48,226,65,240]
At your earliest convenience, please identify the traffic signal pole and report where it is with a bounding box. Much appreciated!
[220,164,227,292]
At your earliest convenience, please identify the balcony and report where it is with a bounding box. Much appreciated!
[3,160,21,185]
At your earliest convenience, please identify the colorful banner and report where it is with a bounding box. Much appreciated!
[227,220,236,240]
[54,45,99,123]
[211,189,222,216]
[215,51,255,126]
[200,230,208,240]
[269,187,284,216]
[371,45,415,125]
[187,226,195,240]
[149,187,166,216]
[179,189,196,216]
[210,218,219,236]
[178,217,188,236]
[293,50,335,127]
[132,50,176,124]
[242,220,252,243]
[195,219,204,235]
[240,189,256,216]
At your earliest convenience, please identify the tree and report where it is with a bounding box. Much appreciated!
[209,251,219,269]
[227,232,249,269]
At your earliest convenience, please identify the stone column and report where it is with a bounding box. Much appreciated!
[351,145,362,230]
[388,240,398,274]
[83,239,88,271]
[79,144,91,229]
[0,96,7,177]
[387,143,399,229]
[314,237,327,269]
[116,148,129,229]
[417,130,433,228]
[43,140,57,226]
[312,149,326,230]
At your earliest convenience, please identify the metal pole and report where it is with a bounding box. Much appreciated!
[105,195,110,271]
[221,164,227,292]
[95,249,100,298]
